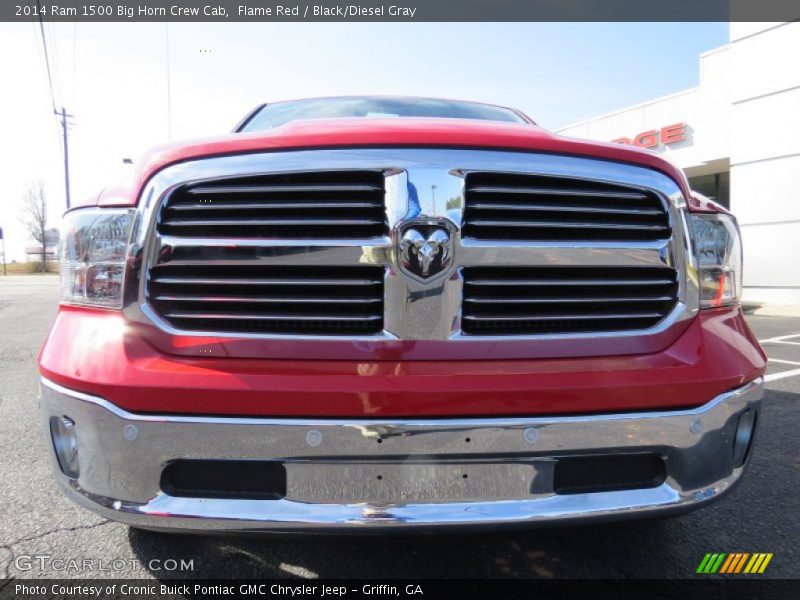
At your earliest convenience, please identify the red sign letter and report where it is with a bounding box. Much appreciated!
[661,123,686,145]
[633,130,659,148]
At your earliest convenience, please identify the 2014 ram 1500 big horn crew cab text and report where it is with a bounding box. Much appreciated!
[39,96,766,532]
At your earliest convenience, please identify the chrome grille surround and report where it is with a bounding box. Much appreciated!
[123,148,697,354]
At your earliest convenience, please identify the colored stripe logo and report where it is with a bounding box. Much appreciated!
[696,553,773,574]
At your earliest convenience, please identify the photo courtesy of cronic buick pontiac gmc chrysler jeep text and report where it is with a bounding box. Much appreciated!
[39,96,766,532]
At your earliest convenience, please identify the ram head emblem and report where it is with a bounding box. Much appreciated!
[399,227,452,279]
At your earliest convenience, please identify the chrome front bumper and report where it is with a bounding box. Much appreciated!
[40,377,763,532]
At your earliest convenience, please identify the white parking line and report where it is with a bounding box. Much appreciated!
[759,332,800,383]
[279,563,319,578]
[759,332,800,344]
[765,367,800,383]
[770,358,800,366]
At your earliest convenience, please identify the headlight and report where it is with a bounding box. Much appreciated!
[59,208,134,308]
[691,213,742,308]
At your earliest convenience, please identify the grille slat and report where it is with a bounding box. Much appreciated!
[149,265,384,335]
[463,173,671,242]
[467,278,675,287]
[469,185,650,200]
[468,203,663,216]
[151,276,383,286]
[464,296,674,304]
[467,219,669,232]
[165,218,386,228]
[169,202,380,211]
[462,266,678,336]
[164,312,383,322]
[186,184,383,195]
[154,295,382,304]
[159,170,388,239]
[463,312,664,322]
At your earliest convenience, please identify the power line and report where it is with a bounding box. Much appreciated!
[72,19,78,107]
[48,18,62,101]
[35,0,57,112]
[165,22,172,140]
[33,7,74,213]
[31,22,63,151]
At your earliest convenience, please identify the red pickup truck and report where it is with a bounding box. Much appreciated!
[39,96,766,532]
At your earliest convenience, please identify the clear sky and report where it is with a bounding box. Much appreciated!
[0,21,728,261]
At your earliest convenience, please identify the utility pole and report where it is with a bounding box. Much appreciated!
[56,107,74,210]
[0,227,6,276]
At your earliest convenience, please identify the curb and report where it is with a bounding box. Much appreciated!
[743,303,800,318]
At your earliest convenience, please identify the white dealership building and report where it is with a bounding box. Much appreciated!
[557,22,800,305]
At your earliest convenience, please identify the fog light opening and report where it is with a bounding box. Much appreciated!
[732,409,757,468]
[50,416,80,479]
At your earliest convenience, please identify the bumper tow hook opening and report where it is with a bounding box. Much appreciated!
[733,409,758,468]
[50,416,80,479]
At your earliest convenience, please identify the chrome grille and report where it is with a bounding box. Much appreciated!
[134,148,694,352]
[462,266,679,335]
[462,172,671,241]
[158,170,388,239]
[148,264,384,335]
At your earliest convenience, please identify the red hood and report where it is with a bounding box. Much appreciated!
[86,117,707,211]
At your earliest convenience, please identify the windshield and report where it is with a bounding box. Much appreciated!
[240,97,529,131]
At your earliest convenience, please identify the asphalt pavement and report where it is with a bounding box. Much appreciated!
[0,275,797,580]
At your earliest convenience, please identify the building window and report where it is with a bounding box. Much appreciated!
[689,172,730,209]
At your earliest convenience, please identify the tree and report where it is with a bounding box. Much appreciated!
[20,180,49,272]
